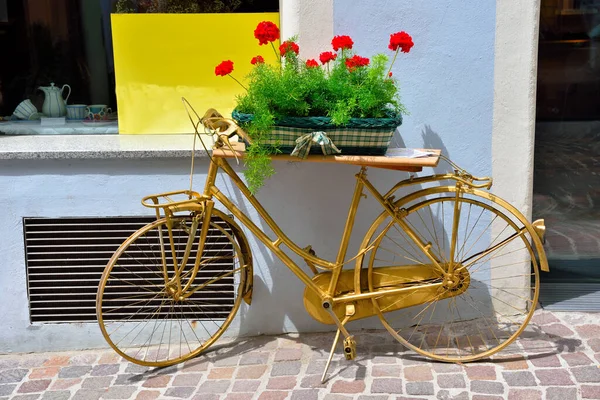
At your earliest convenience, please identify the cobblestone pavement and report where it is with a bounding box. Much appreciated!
[1,311,600,400]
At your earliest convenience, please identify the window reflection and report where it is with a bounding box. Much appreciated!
[534,1,600,286]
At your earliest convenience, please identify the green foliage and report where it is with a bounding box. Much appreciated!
[235,47,406,193]
[114,0,245,13]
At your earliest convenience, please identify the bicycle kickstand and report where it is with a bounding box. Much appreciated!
[321,304,356,383]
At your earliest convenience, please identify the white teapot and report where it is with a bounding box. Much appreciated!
[39,83,71,117]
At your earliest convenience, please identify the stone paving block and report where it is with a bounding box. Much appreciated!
[164,386,196,398]
[466,366,496,380]
[71,389,103,400]
[43,356,70,367]
[290,389,320,400]
[535,369,574,385]
[191,395,220,400]
[502,371,537,387]
[236,365,267,379]
[472,396,504,400]
[436,390,468,400]
[572,366,600,383]
[213,355,240,367]
[300,375,327,388]
[82,376,113,389]
[239,352,270,365]
[90,364,120,377]
[197,379,231,393]
[141,374,171,388]
[172,373,202,386]
[546,387,578,400]
[331,380,366,393]
[357,396,388,400]
[0,384,15,397]
[58,365,92,379]
[323,395,353,400]
[576,325,600,338]
[337,365,366,380]
[18,358,48,369]
[562,352,594,366]
[271,361,301,376]
[97,353,121,365]
[432,363,462,373]
[437,373,466,388]
[0,369,28,384]
[232,379,261,392]
[257,391,288,400]
[41,391,71,400]
[50,378,81,390]
[224,394,254,400]
[0,359,19,370]
[135,390,161,400]
[406,381,434,396]
[11,395,40,400]
[69,354,98,365]
[372,364,401,377]
[208,367,235,379]
[29,367,60,380]
[496,358,529,370]
[124,364,149,374]
[529,354,561,367]
[371,378,403,394]
[267,376,297,390]
[17,379,51,393]
[370,356,397,364]
[114,374,144,385]
[589,338,600,352]
[531,312,560,325]
[404,365,433,381]
[181,360,208,372]
[471,380,504,394]
[507,389,542,400]
[275,349,303,361]
[102,385,137,399]
[305,360,338,375]
[581,385,600,399]
[542,323,575,337]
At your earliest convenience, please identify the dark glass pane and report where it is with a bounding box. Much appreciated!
[534,1,600,299]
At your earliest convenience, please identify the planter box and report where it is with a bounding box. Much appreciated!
[232,110,402,156]
[111,13,279,134]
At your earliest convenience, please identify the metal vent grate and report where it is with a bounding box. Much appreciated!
[24,216,235,323]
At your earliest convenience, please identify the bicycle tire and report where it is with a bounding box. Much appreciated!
[359,187,543,362]
[96,213,248,367]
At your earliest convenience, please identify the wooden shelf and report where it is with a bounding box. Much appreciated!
[213,142,441,172]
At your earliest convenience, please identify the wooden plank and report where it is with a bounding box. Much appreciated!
[212,142,441,172]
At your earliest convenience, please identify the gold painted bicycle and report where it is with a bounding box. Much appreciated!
[96,106,549,381]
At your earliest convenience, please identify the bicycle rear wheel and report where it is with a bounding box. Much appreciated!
[360,187,542,362]
[97,213,248,367]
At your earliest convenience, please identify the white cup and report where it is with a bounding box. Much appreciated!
[13,100,40,120]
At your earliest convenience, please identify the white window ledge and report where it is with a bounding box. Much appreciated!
[0,134,214,160]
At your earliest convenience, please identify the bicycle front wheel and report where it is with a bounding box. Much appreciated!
[97,214,248,367]
[360,187,541,362]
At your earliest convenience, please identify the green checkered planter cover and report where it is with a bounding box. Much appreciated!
[232,110,402,156]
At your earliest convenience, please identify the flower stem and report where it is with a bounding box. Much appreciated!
[271,42,281,63]
[386,48,399,78]
[228,74,247,91]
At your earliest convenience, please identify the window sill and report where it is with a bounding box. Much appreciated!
[0,134,214,160]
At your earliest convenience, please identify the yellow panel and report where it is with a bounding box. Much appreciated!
[112,13,280,134]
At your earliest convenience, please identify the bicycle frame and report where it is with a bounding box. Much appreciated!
[196,155,447,306]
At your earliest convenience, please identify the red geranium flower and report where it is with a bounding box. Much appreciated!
[388,72,393,77]
[345,55,369,71]
[254,21,280,45]
[319,51,337,64]
[215,60,234,76]
[389,31,414,53]
[332,35,354,51]
[251,55,265,65]
[279,41,300,57]
[306,59,319,68]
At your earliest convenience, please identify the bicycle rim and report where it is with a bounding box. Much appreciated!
[96,214,246,367]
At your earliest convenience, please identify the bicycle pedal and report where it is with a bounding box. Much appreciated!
[343,336,356,360]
